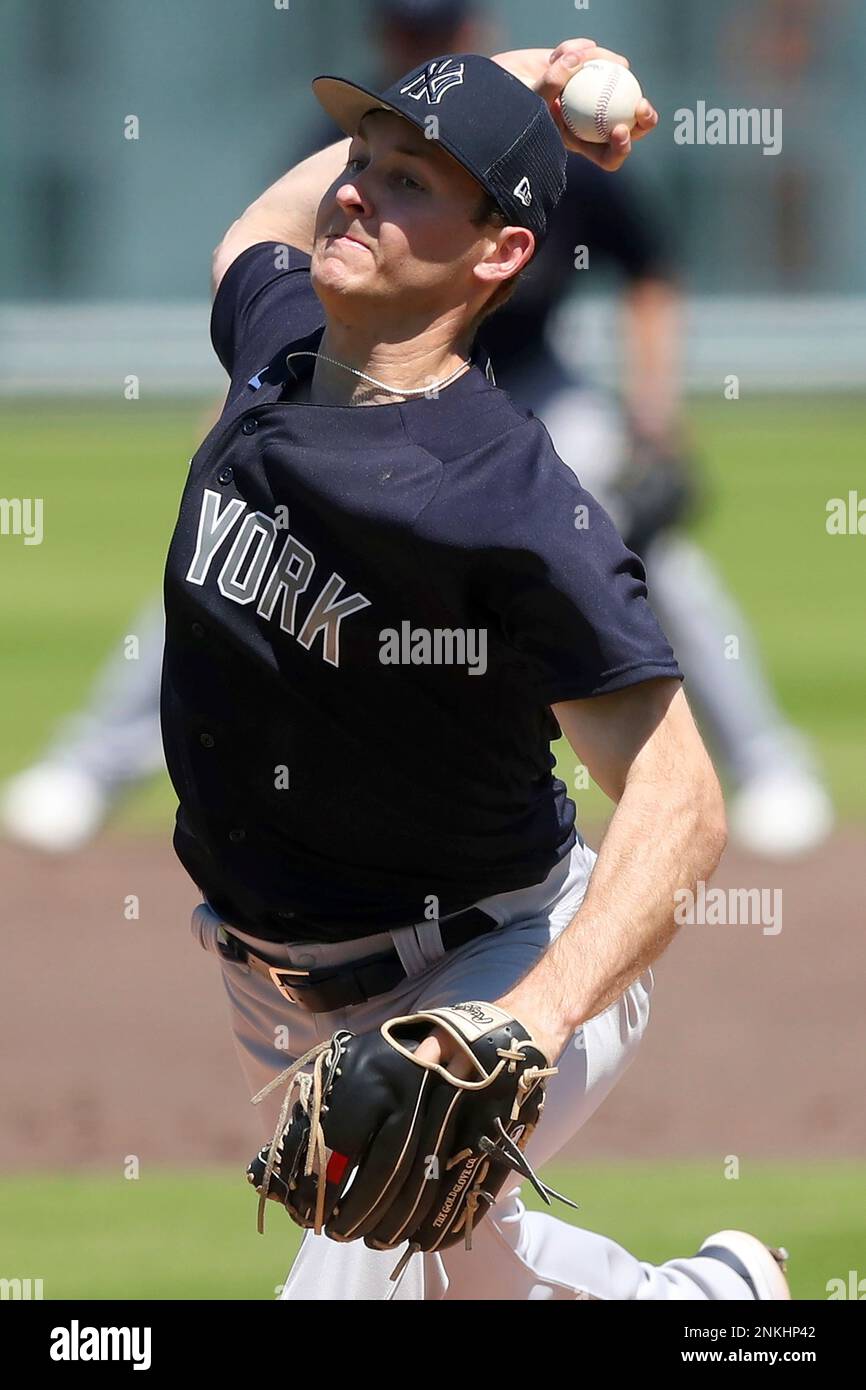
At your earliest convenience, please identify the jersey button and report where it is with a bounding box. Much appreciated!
[228,827,246,843]
[199,732,215,748]
[241,418,258,435]
[217,466,233,485]
[191,622,205,639]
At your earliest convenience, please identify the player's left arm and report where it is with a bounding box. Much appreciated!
[494,679,726,1063]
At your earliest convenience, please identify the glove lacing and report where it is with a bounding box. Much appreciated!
[250,1035,346,1236]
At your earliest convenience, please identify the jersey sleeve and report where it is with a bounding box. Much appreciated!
[210,241,325,384]
[489,421,682,705]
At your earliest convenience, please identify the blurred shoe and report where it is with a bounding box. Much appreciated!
[698,1230,791,1300]
[0,764,109,852]
[729,768,834,859]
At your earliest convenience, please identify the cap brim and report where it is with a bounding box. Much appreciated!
[312,75,415,139]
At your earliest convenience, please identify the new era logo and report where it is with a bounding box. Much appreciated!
[400,58,465,105]
[513,176,532,207]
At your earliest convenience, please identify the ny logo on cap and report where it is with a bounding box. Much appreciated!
[400,58,465,105]
[513,175,533,207]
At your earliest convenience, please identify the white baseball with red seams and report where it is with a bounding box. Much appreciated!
[560,59,644,144]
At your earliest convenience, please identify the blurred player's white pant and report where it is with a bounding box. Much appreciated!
[41,597,166,790]
[193,844,755,1301]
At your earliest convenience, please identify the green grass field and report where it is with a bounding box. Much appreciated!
[2,395,864,825]
[1,1163,861,1300]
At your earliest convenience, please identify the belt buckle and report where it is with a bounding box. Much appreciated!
[268,964,312,1003]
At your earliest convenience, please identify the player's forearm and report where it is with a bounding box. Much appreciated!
[622,278,683,438]
[498,762,726,1058]
[219,137,351,259]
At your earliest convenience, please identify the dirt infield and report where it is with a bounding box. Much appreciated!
[2,827,864,1172]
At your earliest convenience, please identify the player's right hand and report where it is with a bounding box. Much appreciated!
[495,39,658,171]
[546,41,658,169]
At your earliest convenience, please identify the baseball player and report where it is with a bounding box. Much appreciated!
[171,38,790,1300]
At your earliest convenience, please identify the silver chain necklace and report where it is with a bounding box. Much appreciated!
[285,349,471,399]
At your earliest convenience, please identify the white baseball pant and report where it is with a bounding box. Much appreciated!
[192,842,754,1300]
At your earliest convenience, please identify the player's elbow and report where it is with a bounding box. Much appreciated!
[211,216,250,297]
[211,238,232,299]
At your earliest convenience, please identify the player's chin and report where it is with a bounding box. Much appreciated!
[311,259,378,305]
[314,241,370,276]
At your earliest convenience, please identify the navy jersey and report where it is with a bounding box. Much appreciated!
[161,242,681,944]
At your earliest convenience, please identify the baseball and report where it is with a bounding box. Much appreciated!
[560,59,644,144]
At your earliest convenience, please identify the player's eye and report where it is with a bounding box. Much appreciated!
[344,155,425,192]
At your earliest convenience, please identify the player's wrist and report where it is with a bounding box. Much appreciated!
[494,990,575,1067]
[492,41,595,94]
[490,48,548,90]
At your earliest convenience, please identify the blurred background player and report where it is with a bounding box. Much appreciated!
[0,0,832,859]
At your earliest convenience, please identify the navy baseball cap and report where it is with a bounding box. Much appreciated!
[312,54,567,244]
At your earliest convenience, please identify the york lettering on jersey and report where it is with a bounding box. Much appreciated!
[185,489,371,667]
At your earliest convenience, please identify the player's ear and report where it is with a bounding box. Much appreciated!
[472,226,535,291]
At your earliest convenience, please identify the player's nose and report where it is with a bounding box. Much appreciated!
[335,175,373,219]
